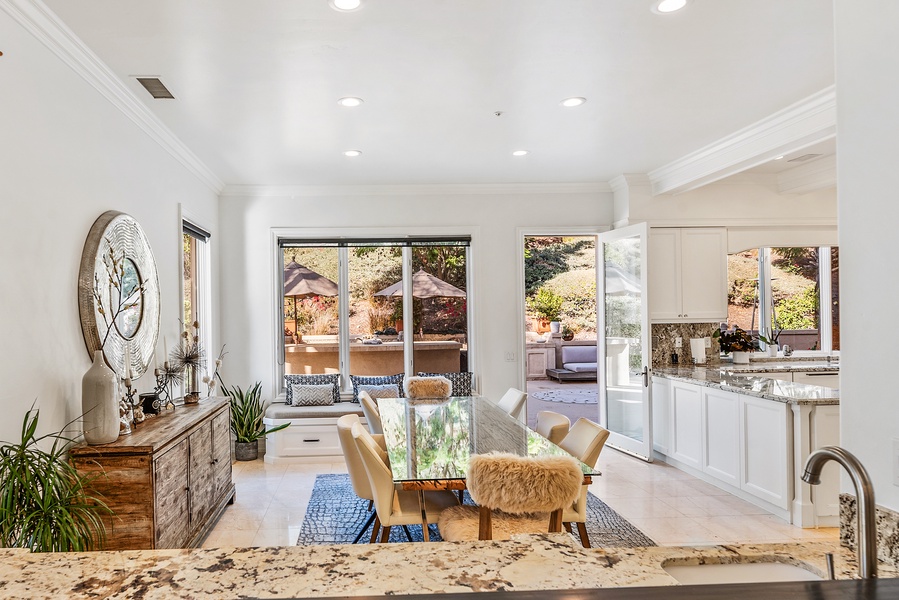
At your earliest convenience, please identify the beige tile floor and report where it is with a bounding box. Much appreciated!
[204,447,838,548]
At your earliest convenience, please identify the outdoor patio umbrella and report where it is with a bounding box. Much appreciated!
[373,269,466,298]
[283,260,338,334]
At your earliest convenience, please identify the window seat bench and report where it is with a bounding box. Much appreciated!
[263,402,366,464]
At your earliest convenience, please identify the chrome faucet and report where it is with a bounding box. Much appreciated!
[802,445,877,579]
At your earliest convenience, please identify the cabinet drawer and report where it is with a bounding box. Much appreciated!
[277,424,341,457]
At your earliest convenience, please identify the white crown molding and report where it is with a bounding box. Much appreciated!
[649,86,836,196]
[1,0,225,193]
[777,154,837,194]
[645,216,838,228]
[220,182,612,198]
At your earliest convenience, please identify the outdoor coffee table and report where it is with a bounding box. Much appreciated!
[377,395,598,541]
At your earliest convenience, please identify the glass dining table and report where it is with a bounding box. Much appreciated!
[377,395,598,541]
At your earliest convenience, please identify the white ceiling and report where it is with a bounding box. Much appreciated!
[43,0,835,187]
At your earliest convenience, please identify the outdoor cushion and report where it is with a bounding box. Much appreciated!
[285,373,341,405]
[563,362,598,373]
[561,346,597,364]
[350,373,405,403]
[418,371,474,396]
[291,383,334,406]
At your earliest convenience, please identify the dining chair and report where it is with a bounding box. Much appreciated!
[359,390,383,435]
[404,375,452,399]
[496,387,527,420]
[351,422,459,543]
[557,418,610,548]
[437,452,583,541]
[336,414,385,543]
[535,410,571,445]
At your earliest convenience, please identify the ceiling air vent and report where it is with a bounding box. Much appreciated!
[787,153,822,163]
[135,77,174,99]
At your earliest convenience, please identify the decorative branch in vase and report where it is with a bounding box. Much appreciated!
[170,320,206,404]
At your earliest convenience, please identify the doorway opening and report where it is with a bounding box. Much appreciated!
[522,235,598,430]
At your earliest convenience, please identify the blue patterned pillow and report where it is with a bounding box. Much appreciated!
[418,372,474,397]
[350,373,405,403]
[285,373,341,405]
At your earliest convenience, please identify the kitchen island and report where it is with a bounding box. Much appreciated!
[0,534,895,599]
[652,364,839,527]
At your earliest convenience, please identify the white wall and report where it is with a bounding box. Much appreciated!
[0,11,219,441]
[218,188,612,402]
[834,1,899,511]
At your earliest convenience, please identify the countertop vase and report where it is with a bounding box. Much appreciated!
[732,351,751,364]
[82,350,120,445]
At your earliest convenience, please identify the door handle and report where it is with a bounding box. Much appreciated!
[642,366,649,388]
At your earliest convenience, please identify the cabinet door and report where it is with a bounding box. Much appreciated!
[703,388,741,486]
[212,408,232,499]
[155,439,190,549]
[679,228,728,321]
[189,422,215,529]
[648,229,682,321]
[670,382,703,469]
[741,395,790,509]
[651,377,671,454]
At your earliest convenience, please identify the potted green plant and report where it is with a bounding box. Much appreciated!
[527,287,564,333]
[561,325,575,342]
[0,408,110,551]
[226,382,289,461]
[717,326,755,364]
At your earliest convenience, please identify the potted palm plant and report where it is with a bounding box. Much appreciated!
[0,408,110,551]
[226,382,289,461]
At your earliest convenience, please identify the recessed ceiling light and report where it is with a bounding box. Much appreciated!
[329,0,362,12]
[774,155,785,160]
[560,97,586,108]
[512,150,529,157]
[652,0,688,14]
[337,97,364,107]
[344,150,362,157]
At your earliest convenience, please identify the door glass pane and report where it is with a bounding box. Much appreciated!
[348,246,404,377]
[282,247,340,375]
[603,237,644,442]
[411,244,468,378]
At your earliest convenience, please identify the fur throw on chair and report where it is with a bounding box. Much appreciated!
[466,452,583,513]
[404,375,452,398]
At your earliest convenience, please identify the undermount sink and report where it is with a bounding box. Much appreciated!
[663,561,823,585]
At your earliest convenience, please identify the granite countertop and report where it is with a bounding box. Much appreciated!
[721,359,839,373]
[653,366,839,405]
[0,535,893,599]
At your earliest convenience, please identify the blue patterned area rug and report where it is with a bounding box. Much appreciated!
[297,473,655,547]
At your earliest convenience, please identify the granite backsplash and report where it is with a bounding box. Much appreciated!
[651,322,721,367]
[840,493,899,568]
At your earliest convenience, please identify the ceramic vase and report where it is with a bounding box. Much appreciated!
[82,350,120,445]
[731,351,751,364]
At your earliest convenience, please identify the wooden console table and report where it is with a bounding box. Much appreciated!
[71,397,235,550]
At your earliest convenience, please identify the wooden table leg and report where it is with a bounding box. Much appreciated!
[419,490,430,542]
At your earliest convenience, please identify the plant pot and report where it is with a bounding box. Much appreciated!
[235,440,258,461]
[732,351,751,364]
[767,345,779,358]
[562,334,574,342]
[536,318,550,333]
[550,321,562,334]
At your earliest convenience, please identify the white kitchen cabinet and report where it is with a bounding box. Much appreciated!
[670,382,703,470]
[703,388,741,487]
[740,395,790,510]
[651,377,671,454]
[648,227,727,323]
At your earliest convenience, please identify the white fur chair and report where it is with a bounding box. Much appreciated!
[535,410,571,445]
[358,390,383,434]
[404,375,452,399]
[558,418,610,548]
[437,452,583,541]
[496,388,527,420]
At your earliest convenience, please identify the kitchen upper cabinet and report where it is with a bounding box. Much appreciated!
[648,228,727,322]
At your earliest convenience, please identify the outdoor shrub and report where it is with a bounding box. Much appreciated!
[775,286,819,330]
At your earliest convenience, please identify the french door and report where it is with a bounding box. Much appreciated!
[597,223,652,460]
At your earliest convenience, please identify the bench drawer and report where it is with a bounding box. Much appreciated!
[270,424,341,457]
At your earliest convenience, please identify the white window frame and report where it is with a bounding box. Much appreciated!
[272,226,479,400]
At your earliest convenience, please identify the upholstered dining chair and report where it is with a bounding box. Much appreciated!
[557,418,610,548]
[351,422,459,543]
[358,390,383,435]
[404,375,452,399]
[437,452,583,541]
[535,410,571,445]
[336,414,385,543]
[496,387,527,420]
